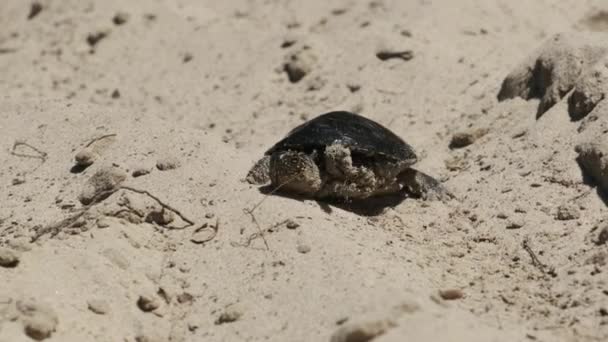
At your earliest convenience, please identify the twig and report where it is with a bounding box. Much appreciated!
[522,237,546,273]
[190,219,219,244]
[84,133,117,148]
[31,189,117,242]
[120,186,194,228]
[10,141,47,161]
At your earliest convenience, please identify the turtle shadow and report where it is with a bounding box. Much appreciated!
[258,185,407,217]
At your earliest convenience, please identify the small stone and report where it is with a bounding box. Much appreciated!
[87,299,109,315]
[27,2,43,20]
[375,49,414,61]
[79,166,127,205]
[285,219,300,229]
[177,293,194,304]
[576,143,608,194]
[111,89,120,99]
[113,12,129,25]
[496,212,508,219]
[283,47,317,83]
[555,204,580,221]
[17,301,58,341]
[0,247,20,268]
[438,288,464,300]
[330,319,396,342]
[156,157,180,171]
[506,219,525,229]
[449,128,488,149]
[12,177,26,186]
[145,208,174,226]
[215,306,243,324]
[74,148,98,167]
[137,295,160,312]
[97,218,110,229]
[297,244,311,254]
[86,31,108,47]
[132,167,150,178]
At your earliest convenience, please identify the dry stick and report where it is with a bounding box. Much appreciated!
[241,177,298,250]
[10,141,47,161]
[84,133,117,148]
[31,189,118,242]
[120,186,195,228]
[522,238,546,274]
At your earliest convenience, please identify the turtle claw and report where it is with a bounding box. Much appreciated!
[398,168,453,201]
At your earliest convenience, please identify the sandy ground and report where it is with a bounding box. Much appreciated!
[1,0,608,341]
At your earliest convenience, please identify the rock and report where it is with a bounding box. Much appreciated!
[375,49,413,61]
[297,243,311,254]
[87,30,108,47]
[283,46,317,83]
[0,247,20,268]
[156,157,180,171]
[137,295,160,312]
[27,2,43,20]
[285,219,300,229]
[438,288,464,300]
[215,305,243,324]
[569,61,608,120]
[87,299,110,315]
[113,12,129,25]
[132,167,151,177]
[330,319,396,342]
[74,148,98,167]
[555,204,580,221]
[506,219,525,229]
[498,33,608,117]
[78,166,127,205]
[96,218,111,229]
[449,128,488,149]
[576,142,608,193]
[16,301,58,341]
[145,208,174,226]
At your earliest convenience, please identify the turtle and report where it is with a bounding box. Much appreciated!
[246,111,451,201]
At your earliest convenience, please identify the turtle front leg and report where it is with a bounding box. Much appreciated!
[397,168,453,201]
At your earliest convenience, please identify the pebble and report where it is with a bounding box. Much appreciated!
[438,288,464,300]
[156,157,180,171]
[576,143,608,193]
[17,301,58,341]
[449,128,488,149]
[215,306,243,324]
[96,218,111,229]
[506,219,525,229]
[87,299,110,315]
[78,166,127,205]
[283,47,317,83]
[297,244,311,254]
[0,247,20,268]
[113,12,130,25]
[74,148,98,167]
[285,219,300,229]
[145,208,174,226]
[137,295,160,312]
[330,319,396,342]
[132,167,151,177]
[555,204,580,221]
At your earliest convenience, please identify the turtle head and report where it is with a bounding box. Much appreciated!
[269,150,322,195]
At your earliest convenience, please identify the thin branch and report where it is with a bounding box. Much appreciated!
[84,133,117,148]
[10,141,47,161]
[522,238,546,274]
[120,186,194,227]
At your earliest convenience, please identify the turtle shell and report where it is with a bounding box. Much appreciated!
[266,111,417,164]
